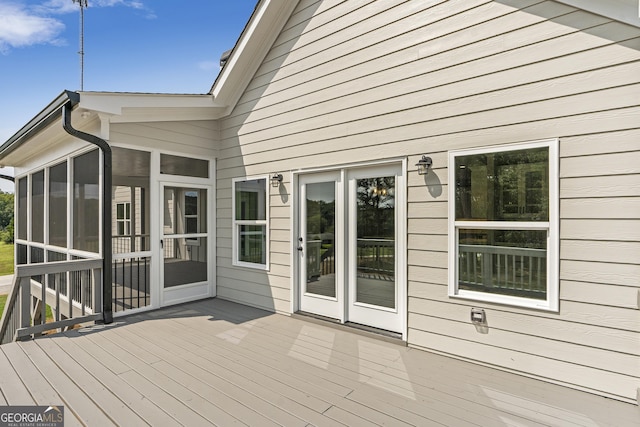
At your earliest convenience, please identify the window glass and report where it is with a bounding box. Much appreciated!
[355,176,395,308]
[450,141,556,309]
[458,229,547,300]
[49,161,67,247]
[160,154,209,178]
[235,179,266,221]
[17,177,27,240]
[455,147,548,221]
[233,178,268,268]
[73,149,100,252]
[31,170,44,243]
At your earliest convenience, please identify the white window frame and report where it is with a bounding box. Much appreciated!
[232,175,269,270]
[448,138,559,311]
[116,201,131,236]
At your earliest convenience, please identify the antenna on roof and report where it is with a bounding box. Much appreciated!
[72,0,88,91]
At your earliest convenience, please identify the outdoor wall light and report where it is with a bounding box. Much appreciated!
[415,155,433,175]
[271,173,283,187]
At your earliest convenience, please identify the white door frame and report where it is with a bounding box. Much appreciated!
[159,180,214,307]
[297,171,345,322]
[292,159,407,339]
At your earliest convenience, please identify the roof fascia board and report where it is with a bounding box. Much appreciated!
[210,0,299,116]
[555,0,640,27]
[78,92,218,115]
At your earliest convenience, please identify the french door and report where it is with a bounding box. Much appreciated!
[297,164,405,334]
[160,183,212,306]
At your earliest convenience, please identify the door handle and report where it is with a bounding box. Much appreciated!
[160,240,163,249]
[297,237,303,251]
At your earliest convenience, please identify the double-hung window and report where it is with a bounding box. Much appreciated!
[448,139,558,311]
[116,202,131,236]
[232,177,268,269]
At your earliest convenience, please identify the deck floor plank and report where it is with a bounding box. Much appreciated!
[110,325,301,427]
[17,340,117,426]
[34,336,150,427]
[82,328,238,426]
[146,303,522,427]
[0,343,83,427]
[119,322,343,424]
[1,298,638,427]
[0,344,40,405]
[45,333,177,427]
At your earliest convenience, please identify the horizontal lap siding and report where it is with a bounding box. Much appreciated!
[110,121,218,156]
[217,0,640,401]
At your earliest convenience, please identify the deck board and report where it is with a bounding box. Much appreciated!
[0,298,638,426]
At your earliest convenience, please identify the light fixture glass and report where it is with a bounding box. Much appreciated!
[415,156,433,175]
[271,173,283,187]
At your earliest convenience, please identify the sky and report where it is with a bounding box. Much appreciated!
[0,0,258,191]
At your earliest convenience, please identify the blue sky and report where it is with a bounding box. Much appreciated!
[0,0,257,191]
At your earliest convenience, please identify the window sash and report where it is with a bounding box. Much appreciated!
[448,139,558,311]
[232,176,269,269]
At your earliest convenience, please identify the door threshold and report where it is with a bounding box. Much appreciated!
[293,311,405,345]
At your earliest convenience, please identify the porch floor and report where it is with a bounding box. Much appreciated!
[0,299,637,426]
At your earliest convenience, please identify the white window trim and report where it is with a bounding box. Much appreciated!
[232,175,270,270]
[116,201,132,236]
[448,138,559,312]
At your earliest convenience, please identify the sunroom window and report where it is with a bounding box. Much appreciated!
[232,177,268,269]
[448,139,558,311]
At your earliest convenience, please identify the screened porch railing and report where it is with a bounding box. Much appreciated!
[0,258,103,344]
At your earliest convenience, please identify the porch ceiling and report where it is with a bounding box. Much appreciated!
[0,298,637,426]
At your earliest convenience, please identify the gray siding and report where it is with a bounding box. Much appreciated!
[217,0,640,402]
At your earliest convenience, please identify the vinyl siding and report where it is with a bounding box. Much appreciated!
[217,0,640,402]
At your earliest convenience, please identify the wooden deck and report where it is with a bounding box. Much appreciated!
[0,298,637,426]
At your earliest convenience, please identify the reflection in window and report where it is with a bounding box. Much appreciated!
[355,176,396,308]
[305,182,336,298]
[233,178,267,267]
[450,140,557,309]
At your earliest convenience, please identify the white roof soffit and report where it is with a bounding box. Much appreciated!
[77,92,224,123]
[210,0,300,116]
[555,0,640,28]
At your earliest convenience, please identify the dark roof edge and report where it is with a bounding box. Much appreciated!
[0,90,79,162]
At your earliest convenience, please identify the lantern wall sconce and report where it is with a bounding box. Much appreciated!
[415,155,433,175]
[271,173,283,187]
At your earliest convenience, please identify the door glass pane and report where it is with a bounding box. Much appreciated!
[164,237,208,287]
[305,182,336,298]
[355,176,395,308]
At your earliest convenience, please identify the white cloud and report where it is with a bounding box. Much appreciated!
[0,0,155,53]
[0,3,65,53]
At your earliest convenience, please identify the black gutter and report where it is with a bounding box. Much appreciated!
[62,98,113,325]
[0,175,14,183]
